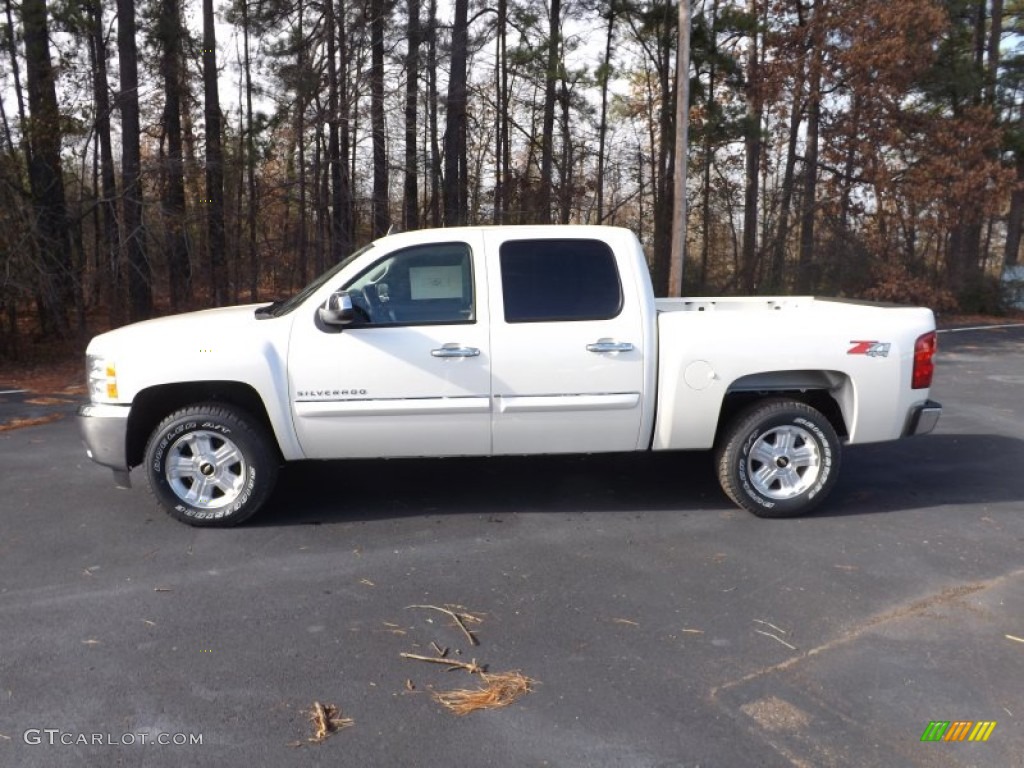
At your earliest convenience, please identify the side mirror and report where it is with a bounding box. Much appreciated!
[318,291,355,326]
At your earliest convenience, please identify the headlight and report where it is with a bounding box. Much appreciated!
[87,355,118,401]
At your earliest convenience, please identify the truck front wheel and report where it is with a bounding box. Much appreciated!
[144,404,279,527]
[716,398,841,518]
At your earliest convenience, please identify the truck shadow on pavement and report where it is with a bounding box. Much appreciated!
[255,433,1024,526]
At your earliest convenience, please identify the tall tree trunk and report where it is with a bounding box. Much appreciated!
[117,0,151,320]
[986,0,1003,107]
[700,2,716,291]
[558,78,573,224]
[327,2,344,261]
[23,0,74,334]
[296,0,309,284]
[595,3,616,223]
[649,0,676,296]
[336,0,354,255]
[160,0,189,311]
[668,0,690,297]
[493,0,507,224]
[443,0,468,225]
[403,0,421,230]
[88,0,122,324]
[203,0,226,306]
[242,0,258,300]
[769,4,808,293]
[426,0,442,226]
[1003,104,1024,269]
[740,0,761,293]
[4,0,31,167]
[538,0,561,224]
[370,0,390,236]
[796,0,823,294]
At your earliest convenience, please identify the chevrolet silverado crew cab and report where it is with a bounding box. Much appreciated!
[77,225,941,526]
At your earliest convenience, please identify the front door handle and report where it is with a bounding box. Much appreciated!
[431,344,481,358]
[587,340,634,353]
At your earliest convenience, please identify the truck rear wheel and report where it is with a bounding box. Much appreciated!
[716,398,840,518]
[144,403,278,527]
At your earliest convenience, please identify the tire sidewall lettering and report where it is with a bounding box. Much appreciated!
[145,406,275,526]
[736,413,834,511]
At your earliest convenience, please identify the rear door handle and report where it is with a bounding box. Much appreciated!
[587,340,634,353]
[431,344,481,358]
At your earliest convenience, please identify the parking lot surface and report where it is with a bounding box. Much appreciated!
[1,326,1022,767]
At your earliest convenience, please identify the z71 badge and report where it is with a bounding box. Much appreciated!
[847,340,891,357]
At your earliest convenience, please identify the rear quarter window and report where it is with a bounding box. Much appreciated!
[499,239,623,323]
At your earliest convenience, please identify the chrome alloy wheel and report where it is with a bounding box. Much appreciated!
[746,424,822,500]
[165,430,247,509]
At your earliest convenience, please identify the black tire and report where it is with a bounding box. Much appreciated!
[144,403,279,527]
[715,398,841,518]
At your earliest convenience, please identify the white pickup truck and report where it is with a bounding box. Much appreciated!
[78,225,941,526]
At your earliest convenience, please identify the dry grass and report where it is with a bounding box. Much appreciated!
[433,671,535,715]
[0,414,64,432]
[307,701,353,743]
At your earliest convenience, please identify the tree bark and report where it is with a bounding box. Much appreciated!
[23,0,74,334]
[117,0,151,320]
[203,0,227,306]
[4,0,31,167]
[404,0,421,230]
[796,0,823,294]
[740,0,761,293]
[443,0,468,225]
[242,0,258,300]
[370,0,390,236]
[88,0,122,323]
[159,0,189,311]
[538,0,561,224]
[769,3,807,293]
[595,3,616,224]
[426,0,442,227]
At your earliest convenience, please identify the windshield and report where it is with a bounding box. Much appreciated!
[258,243,375,318]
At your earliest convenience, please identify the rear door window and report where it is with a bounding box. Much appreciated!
[499,239,623,323]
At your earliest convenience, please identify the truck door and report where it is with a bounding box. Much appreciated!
[288,238,492,459]
[486,234,647,454]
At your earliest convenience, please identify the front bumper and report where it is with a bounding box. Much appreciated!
[77,403,132,487]
[904,399,942,437]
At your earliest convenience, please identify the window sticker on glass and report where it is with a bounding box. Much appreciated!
[410,266,463,300]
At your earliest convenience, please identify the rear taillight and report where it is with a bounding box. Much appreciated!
[912,331,937,389]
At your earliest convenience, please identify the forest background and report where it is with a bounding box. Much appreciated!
[2,0,1023,363]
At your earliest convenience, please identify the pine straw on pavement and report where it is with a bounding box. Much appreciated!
[432,671,535,715]
[307,701,353,743]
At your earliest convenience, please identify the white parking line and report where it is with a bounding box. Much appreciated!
[938,323,1024,334]
[0,389,28,395]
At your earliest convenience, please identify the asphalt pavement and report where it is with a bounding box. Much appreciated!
[0,326,1022,767]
